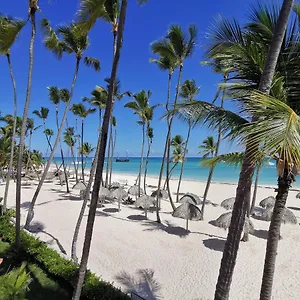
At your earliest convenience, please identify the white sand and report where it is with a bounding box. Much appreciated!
[1,174,300,300]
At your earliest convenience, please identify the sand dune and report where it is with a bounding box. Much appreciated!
[2,174,300,300]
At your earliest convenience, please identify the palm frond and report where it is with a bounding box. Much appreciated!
[201,152,244,168]
[84,56,100,71]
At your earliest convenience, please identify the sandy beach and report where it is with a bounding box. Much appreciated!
[1,174,300,300]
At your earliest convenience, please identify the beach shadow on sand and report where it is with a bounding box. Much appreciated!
[251,229,269,240]
[288,206,300,211]
[27,221,67,254]
[142,220,189,238]
[203,238,225,252]
[103,208,119,213]
[115,269,162,300]
[127,215,148,221]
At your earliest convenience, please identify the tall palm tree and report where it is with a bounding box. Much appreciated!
[0,15,25,215]
[125,90,157,196]
[15,0,39,249]
[198,136,217,218]
[109,116,117,186]
[175,79,199,202]
[25,21,100,229]
[79,142,94,172]
[144,126,153,194]
[72,1,148,298]
[63,127,78,182]
[214,2,294,299]
[48,86,70,192]
[71,103,96,184]
[151,24,197,221]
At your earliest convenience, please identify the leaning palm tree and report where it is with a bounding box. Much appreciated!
[0,15,25,215]
[151,24,197,222]
[125,90,158,196]
[71,103,96,184]
[175,79,199,202]
[109,116,117,186]
[15,0,39,249]
[63,127,78,182]
[48,86,70,192]
[72,1,148,299]
[25,20,100,229]
[198,136,216,219]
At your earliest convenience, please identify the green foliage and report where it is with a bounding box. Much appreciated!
[0,263,31,300]
[198,136,216,159]
[0,214,129,299]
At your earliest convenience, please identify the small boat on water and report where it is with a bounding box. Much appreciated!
[116,151,130,162]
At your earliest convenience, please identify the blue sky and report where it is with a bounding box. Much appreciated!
[1,0,271,157]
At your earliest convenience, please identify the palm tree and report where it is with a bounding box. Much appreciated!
[48,86,70,192]
[15,0,39,249]
[214,2,294,298]
[175,79,199,202]
[151,24,197,221]
[0,15,25,215]
[79,142,94,173]
[198,136,217,218]
[125,90,157,196]
[109,116,117,186]
[71,103,96,184]
[63,127,78,182]
[144,126,153,194]
[25,21,100,229]
[72,1,148,298]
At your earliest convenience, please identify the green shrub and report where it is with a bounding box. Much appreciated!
[0,263,31,300]
[0,213,129,300]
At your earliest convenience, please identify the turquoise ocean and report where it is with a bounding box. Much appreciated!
[52,156,296,187]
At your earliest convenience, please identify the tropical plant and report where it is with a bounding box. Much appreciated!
[71,103,96,184]
[25,20,100,229]
[125,90,158,197]
[73,1,148,299]
[64,127,79,182]
[151,24,197,222]
[175,79,199,202]
[79,142,94,173]
[109,116,117,186]
[15,0,40,250]
[0,15,25,215]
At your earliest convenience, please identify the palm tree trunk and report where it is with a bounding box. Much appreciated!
[164,162,178,189]
[3,53,18,215]
[165,162,178,205]
[72,1,127,297]
[15,8,36,249]
[56,106,70,193]
[143,134,151,195]
[214,1,293,298]
[109,127,116,186]
[176,124,191,201]
[156,72,173,222]
[71,131,101,263]
[25,132,33,174]
[250,165,261,215]
[105,120,112,187]
[138,123,145,197]
[25,57,81,229]
[70,146,79,183]
[81,119,85,184]
[259,169,292,300]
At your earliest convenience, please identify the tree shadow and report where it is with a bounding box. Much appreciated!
[288,206,300,211]
[59,194,81,201]
[203,238,225,252]
[103,208,119,213]
[27,221,67,255]
[115,269,162,300]
[127,215,148,221]
[142,220,189,238]
[251,229,268,240]
[95,210,110,217]
[21,201,32,210]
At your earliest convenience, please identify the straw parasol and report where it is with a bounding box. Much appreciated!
[172,202,202,230]
[110,182,121,190]
[128,185,144,196]
[72,181,86,190]
[110,188,128,211]
[262,207,297,224]
[135,195,155,218]
[99,187,110,200]
[151,189,168,199]
[211,212,254,233]
[259,196,276,208]
[296,192,300,199]
[179,193,201,205]
[221,197,235,210]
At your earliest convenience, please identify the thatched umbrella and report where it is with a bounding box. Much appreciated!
[151,189,168,200]
[179,193,201,205]
[110,182,121,190]
[128,185,144,196]
[172,202,202,230]
[262,207,297,224]
[110,188,128,211]
[221,197,235,210]
[211,212,254,233]
[259,196,276,208]
[73,181,86,199]
[135,195,155,218]
[296,192,300,199]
